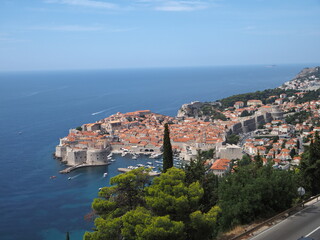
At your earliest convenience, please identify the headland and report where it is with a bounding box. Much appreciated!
[55,66,320,174]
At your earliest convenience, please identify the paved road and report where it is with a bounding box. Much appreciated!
[250,201,320,240]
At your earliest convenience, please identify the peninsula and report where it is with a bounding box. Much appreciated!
[55,66,320,175]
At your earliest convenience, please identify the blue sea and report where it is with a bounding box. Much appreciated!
[0,64,313,240]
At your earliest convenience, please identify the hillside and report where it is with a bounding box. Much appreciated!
[280,66,320,90]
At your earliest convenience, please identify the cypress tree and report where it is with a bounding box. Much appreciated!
[254,152,263,169]
[162,123,173,172]
[66,232,70,240]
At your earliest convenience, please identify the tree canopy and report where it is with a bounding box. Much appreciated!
[84,167,220,240]
[300,131,320,196]
[218,163,298,230]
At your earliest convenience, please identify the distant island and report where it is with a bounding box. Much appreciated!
[55,66,320,175]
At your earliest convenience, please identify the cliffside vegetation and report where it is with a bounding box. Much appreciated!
[83,142,320,240]
[199,104,227,120]
[240,109,253,117]
[226,134,240,145]
[285,110,311,124]
[295,88,320,104]
[218,162,298,230]
[300,132,320,196]
[84,167,220,240]
[217,88,297,108]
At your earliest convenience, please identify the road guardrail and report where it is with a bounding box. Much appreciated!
[230,193,320,240]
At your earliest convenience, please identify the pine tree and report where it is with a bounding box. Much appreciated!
[66,232,70,240]
[162,123,173,172]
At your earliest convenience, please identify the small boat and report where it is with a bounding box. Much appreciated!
[132,155,137,160]
[103,172,108,178]
[68,177,72,180]
[111,159,115,162]
[50,176,56,179]
[18,131,22,135]
[99,187,103,191]
[121,152,127,157]
[147,162,152,165]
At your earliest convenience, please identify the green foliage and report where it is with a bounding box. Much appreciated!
[238,154,252,167]
[285,110,311,124]
[295,89,320,104]
[184,155,207,185]
[145,168,203,221]
[199,149,215,160]
[163,123,173,173]
[240,110,252,117]
[84,217,122,240]
[218,88,297,108]
[290,148,297,158]
[76,126,82,131]
[199,104,227,120]
[272,135,279,143]
[300,132,320,195]
[90,167,150,222]
[226,134,239,145]
[218,164,298,230]
[254,152,263,169]
[85,167,220,240]
[135,214,185,240]
[184,154,219,212]
[189,206,221,240]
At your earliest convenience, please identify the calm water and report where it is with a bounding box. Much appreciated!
[0,65,312,239]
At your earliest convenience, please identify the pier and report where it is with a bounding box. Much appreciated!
[59,163,109,174]
[117,168,160,176]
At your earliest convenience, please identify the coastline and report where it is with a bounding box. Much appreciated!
[54,65,320,175]
[1,64,315,240]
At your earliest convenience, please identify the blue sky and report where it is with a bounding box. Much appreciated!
[0,0,320,71]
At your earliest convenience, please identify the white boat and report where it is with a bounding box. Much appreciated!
[132,155,138,159]
[107,153,113,157]
[68,177,72,180]
[155,160,162,164]
[150,153,162,159]
[103,172,108,178]
[137,164,144,167]
[111,159,115,162]
[121,152,127,157]
[99,187,103,191]
[147,162,152,165]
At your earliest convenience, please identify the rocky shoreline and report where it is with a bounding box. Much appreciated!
[55,66,319,174]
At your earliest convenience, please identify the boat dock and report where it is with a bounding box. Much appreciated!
[117,168,160,176]
[60,163,109,174]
